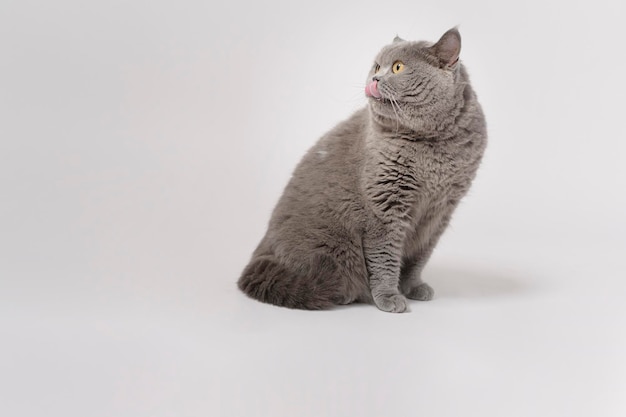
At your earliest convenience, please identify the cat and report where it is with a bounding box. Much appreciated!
[238,28,487,313]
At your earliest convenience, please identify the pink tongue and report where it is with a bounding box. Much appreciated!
[365,80,382,98]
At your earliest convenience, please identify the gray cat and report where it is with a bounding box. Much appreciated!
[238,28,487,313]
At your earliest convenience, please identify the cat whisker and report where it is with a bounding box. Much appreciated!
[389,98,401,133]
[384,88,408,134]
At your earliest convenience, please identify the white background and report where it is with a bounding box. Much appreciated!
[1,0,625,416]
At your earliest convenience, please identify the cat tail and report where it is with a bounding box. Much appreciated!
[237,254,341,310]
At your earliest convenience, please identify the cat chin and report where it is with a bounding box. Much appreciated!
[368,97,390,111]
[369,105,425,134]
[369,100,399,120]
[369,105,405,128]
[367,96,385,103]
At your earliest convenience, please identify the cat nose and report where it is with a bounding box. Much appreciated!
[372,75,380,82]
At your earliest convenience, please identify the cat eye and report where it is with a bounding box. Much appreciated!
[392,61,405,74]
[374,64,380,73]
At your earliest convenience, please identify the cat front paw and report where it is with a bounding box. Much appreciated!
[406,282,434,301]
[374,293,409,313]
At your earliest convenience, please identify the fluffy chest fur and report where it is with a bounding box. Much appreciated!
[362,128,481,224]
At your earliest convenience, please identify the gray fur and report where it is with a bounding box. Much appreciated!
[238,28,487,313]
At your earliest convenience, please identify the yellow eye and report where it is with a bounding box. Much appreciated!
[374,64,380,73]
[392,61,405,74]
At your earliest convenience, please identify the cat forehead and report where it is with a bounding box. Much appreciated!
[376,41,434,64]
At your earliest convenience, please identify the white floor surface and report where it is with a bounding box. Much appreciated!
[3,236,625,417]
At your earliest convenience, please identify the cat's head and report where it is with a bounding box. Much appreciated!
[365,28,466,133]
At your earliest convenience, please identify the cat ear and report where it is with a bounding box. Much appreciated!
[429,28,461,69]
[393,35,404,43]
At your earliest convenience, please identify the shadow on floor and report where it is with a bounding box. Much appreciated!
[425,263,530,299]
